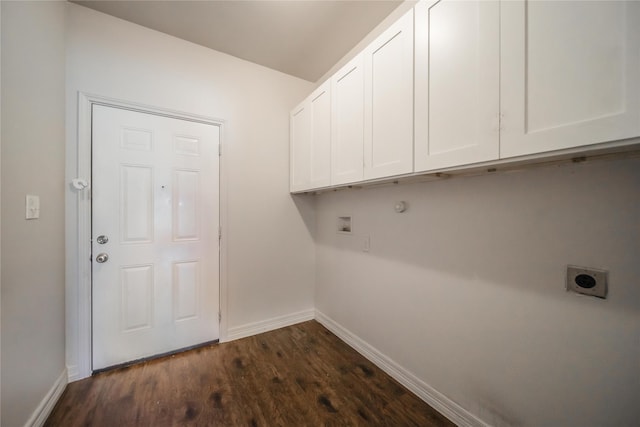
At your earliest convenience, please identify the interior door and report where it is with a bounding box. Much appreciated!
[92,104,220,370]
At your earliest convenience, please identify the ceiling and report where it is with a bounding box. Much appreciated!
[71,0,404,82]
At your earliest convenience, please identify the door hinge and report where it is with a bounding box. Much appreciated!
[218,311,222,322]
[218,143,222,156]
[218,225,222,241]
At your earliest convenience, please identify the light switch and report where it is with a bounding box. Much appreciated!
[26,194,40,219]
[362,235,370,252]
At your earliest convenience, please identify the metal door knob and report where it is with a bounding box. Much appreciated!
[96,253,109,263]
[97,235,109,244]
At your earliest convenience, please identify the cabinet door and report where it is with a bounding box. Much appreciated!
[290,101,311,192]
[364,9,415,180]
[309,82,332,189]
[414,0,499,172]
[331,54,365,185]
[501,0,640,158]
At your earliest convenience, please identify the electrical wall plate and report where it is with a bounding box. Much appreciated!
[337,215,352,234]
[25,194,40,219]
[566,265,608,299]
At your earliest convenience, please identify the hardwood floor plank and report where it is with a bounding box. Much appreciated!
[46,321,454,426]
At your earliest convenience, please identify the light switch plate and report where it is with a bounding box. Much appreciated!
[362,235,370,252]
[26,194,40,219]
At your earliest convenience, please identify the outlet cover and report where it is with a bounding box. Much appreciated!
[567,265,608,299]
[337,216,352,234]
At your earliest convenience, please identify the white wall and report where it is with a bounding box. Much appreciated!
[65,3,316,377]
[315,157,640,426]
[0,3,3,424]
[314,1,416,88]
[1,2,67,426]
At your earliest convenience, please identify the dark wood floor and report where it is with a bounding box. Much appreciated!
[46,320,453,426]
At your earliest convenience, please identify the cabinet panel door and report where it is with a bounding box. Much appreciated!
[501,0,640,158]
[309,82,332,189]
[364,9,415,180]
[290,102,311,192]
[331,54,365,185]
[414,0,499,172]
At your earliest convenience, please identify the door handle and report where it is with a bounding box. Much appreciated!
[95,253,109,263]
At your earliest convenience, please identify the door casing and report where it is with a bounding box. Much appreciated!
[67,92,229,381]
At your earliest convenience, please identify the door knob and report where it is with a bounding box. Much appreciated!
[95,253,109,263]
[96,235,109,244]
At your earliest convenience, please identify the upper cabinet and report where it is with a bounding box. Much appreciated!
[364,9,415,180]
[331,54,365,186]
[290,81,331,192]
[290,0,640,193]
[309,83,332,188]
[290,100,311,192]
[414,0,500,172]
[500,0,640,158]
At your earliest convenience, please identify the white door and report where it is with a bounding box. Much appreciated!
[331,54,365,185]
[92,105,220,370]
[414,0,500,172]
[364,8,414,180]
[500,0,640,158]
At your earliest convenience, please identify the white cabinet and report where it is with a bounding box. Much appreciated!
[290,100,311,192]
[290,0,640,193]
[331,54,365,185]
[364,9,415,180]
[414,0,500,172]
[290,81,331,192]
[331,9,414,186]
[500,0,640,158]
[309,83,332,188]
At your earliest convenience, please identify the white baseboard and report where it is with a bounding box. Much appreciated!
[315,310,488,427]
[226,309,315,341]
[66,364,81,383]
[25,368,68,427]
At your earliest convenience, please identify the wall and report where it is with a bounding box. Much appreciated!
[315,156,640,426]
[65,3,316,377]
[314,0,416,89]
[0,3,3,423]
[1,2,67,426]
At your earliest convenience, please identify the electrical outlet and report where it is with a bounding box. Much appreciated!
[567,265,608,299]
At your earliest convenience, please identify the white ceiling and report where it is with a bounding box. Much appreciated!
[71,0,404,82]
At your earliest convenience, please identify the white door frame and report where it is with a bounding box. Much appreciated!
[68,92,228,381]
